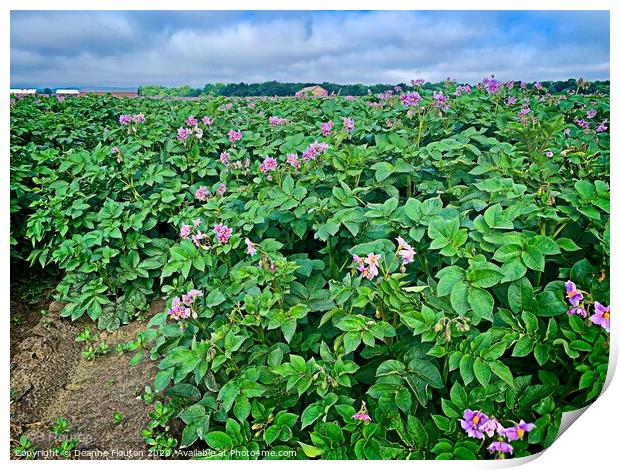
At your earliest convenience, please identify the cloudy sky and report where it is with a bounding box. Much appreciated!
[10,10,610,88]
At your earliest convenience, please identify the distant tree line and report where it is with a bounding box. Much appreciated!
[137,79,609,97]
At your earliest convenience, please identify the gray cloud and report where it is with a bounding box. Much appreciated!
[10,10,610,88]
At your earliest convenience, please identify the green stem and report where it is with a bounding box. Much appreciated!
[328,237,337,279]
[442,356,449,385]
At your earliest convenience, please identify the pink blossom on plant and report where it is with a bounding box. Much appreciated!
[216,184,226,196]
[400,92,421,107]
[591,301,610,332]
[565,280,583,306]
[177,127,190,141]
[343,117,355,134]
[568,306,587,318]
[433,91,449,111]
[596,119,608,133]
[195,186,208,201]
[321,120,334,136]
[269,116,286,126]
[455,85,471,97]
[460,409,489,439]
[395,237,416,271]
[220,151,230,167]
[480,418,505,438]
[352,412,371,424]
[487,441,513,456]
[302,141,328,162]
[180,224,192,239]
[228,129,243,143]
[182,289,203,306]
[286,153,300,169]
[364,253,381,277]
[202,115,212,126]
[245,238,257,256]
[259,156,277,174]
[503,420,535,442]
[213,223,232,244]
[576,118,589,129]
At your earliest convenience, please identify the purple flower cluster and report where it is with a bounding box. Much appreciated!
[228,129,243,143]
[216,184,226,196]
[269,116,286,126]
[286,153,300,170]
[482,76,503,95]
[302,141,328,162]
[119,113,145,125]
[487,441,513,456]
[506,96,517,106]
[461,410,535,458]
[591,302,611,332]
[219,151,251,175]
[202,115,212,126]
[343,117,355,134]
[518,105,531,122]
[168,289,203,321]
[400,92,421,108]
[432,91,449,111]
[351,401,371,424]
[245,238,257,256]
[352,253,381,281]
[576,118,589,130]
[596,119,608,133]
[352,412,371,423]
[395,237,416,272]
[195,186,209,201]
[454,85,471,97]
[321,120,334,137]
[180,219,211,250]
[460,409,491,439]
[565,280,610,332]
[259,156,278,174]
[213,223,233,244]
[565,280,584,306]
[220,151,229,167]
[411,78,425,86]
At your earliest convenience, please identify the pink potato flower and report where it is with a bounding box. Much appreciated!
[591,302,610,332]
[503,420,535,442]
[565,280,584,307]
[245,238,257,256]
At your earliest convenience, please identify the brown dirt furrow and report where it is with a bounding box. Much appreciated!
[10,299,165,460]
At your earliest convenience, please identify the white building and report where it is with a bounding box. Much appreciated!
[10,88,36,95]
[55,89,80,95]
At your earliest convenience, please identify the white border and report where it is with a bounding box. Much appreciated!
[2,1,617,468]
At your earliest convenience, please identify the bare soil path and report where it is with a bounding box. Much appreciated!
[10,283,164,460]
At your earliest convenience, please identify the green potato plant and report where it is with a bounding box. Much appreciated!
[10,78,609,460]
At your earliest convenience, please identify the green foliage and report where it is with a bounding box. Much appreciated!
[10,81,610,460]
